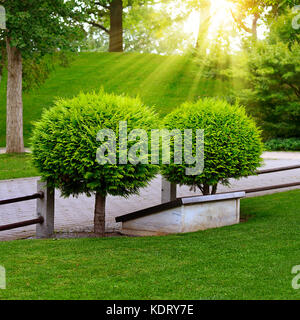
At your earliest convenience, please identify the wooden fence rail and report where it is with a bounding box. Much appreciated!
[0,181,54,238]
[162,165,300,202]
[0,192,43,206]
[0,164,299,238]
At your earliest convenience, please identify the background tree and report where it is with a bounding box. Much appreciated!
[183,0,211,49]
[229,0,263,40]
[82,0,165,52]
[195,0,211,49]
[238,8,300,139]
[267,5,300,47]
[0,0,84,153]
[83,1,192,54]
[193,30,234,81]
[123,2,191,53]
[32,91,159,236]
[83,0,124,52]
[229,0,297,40]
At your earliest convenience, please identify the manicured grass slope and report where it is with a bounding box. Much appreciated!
[0,190,299,300]
[0,52,229,147]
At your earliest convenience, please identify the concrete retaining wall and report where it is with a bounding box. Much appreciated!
[120,192,245,236]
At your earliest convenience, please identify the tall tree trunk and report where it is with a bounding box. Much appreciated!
[6,38,24,153]
[252,14,259,41]
[109,0,123,52]
[196,4,211,49]
[94,192,106,236]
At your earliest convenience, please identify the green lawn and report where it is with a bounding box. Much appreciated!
[0,153,39,180]
[0,190,299,300]
[0,52,230,148]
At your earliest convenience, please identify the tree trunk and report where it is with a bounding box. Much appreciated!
[231,11,259,42]
[6,38,24,153]
[198,184,218,195]
[252,14,259,41]
[196,3,211,49]
[198,184,210,195]
[203,184,210,195]
[94,192,106,236]
[109,0,123,52]
[211,184,218,195]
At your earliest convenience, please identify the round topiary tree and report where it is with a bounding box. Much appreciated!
[31,91,159,236]
[161,98,264,195]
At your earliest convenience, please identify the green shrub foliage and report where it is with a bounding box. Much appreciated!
[265,138,300,151]
[31,91,159,198]
[239,41,300,139]
[161,98,263,195]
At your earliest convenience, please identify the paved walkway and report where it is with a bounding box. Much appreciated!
[0,152,300,240]
[0,148,31,154]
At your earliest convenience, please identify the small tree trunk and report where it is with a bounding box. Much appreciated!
[109,0,123,52]
[202,184,210,195]
[198,184,210,195]
[6,38,24,153]
[94,192,106,236]
[198,184,218,195]
[211,184,218,195]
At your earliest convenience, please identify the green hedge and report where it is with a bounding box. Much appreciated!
[265,138,300,151]
[31,91,159,198]
[161,98,264,195]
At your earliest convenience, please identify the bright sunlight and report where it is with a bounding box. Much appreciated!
[210,0,235,32]
[184,0,235,42]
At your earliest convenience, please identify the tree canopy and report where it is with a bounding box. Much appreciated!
[1,0,85,153]
[0,0,84,55]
